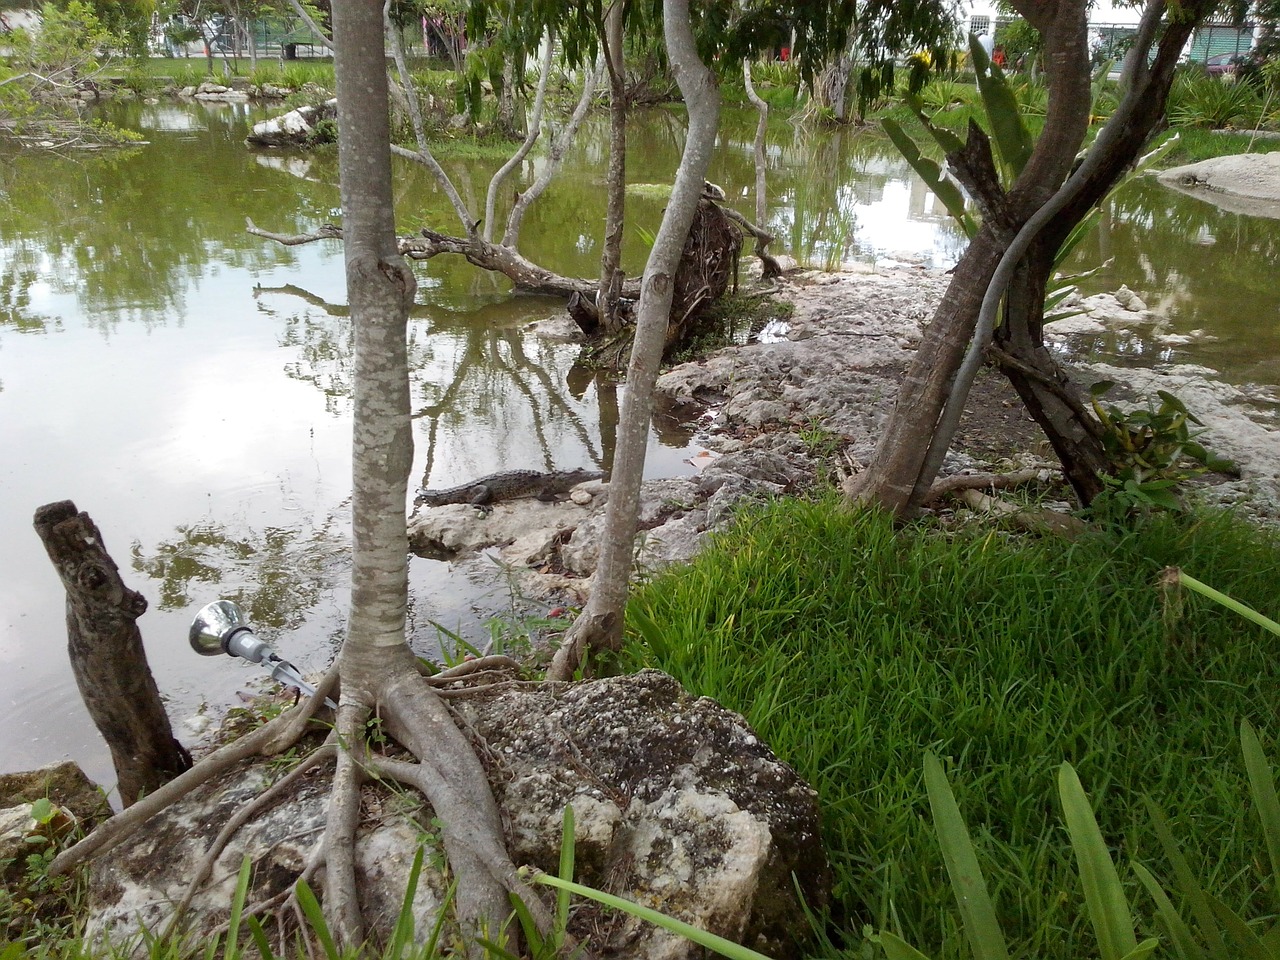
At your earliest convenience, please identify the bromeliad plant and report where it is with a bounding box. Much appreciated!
[1089,384,1236,511]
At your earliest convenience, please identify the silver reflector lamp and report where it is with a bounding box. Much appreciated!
[189,599,334,707]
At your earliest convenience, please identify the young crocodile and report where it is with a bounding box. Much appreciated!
[414,468,603,509]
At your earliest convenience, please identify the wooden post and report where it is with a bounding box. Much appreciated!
[33,501,191,806]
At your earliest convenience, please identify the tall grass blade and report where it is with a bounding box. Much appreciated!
[244,916,276,960]
[224,855,253,960]
[1241,720,1280,899]
[293,879,339,960]
[1058,763,1138,960]
[923,753,1010,960]
[423,880,458,957]
[1208,896,1272,960]
[556,805,577,953]
[533,874,774,960]
[389,845,425,960]
[1132,862,1204,960]
[1144,798,1228,958]
[875,931,933,960]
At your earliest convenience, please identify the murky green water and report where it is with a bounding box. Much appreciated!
[1,100,1277,791]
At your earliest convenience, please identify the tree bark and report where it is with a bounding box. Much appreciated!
[330,0,515,944]
[549,0,720,680]
[596,0,628,334]
[33,501,190,807]
[852,0,1096,515]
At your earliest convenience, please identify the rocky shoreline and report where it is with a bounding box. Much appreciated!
[408,263,1280,603]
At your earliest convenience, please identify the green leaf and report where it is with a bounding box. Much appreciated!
[556,805,576,952]
[1132,862,1204,960]
[1178,572,1280,637]
[1209,895,1273,960]
[882,118,975,237]
[923,753,1010,960]
[1119,939,1161,960]
[1091,381,1117,398]
[1058,763,1138,960]
[533,873,776,960]
[245,917,275,960]
[225,855,252,960]
[1241,720,1280,902]
[293,878,338,960]
[389,845,425,960]
[874,930,934,960]
[969,34,1033,177]
[1145,797,1229,958]
[28,798,55,824]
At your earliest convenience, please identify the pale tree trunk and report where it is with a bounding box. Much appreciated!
[327,0,512,944]
[597,0,628,333]
[549,0,720,680]
[503,54,603,247]
[742,59,768,226]
[484,33,554,244]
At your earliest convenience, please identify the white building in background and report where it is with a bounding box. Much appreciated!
[957,2,1259,64]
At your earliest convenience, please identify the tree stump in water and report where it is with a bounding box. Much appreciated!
[582,196,742,366]
[665,196,742,352]
[33,501,191,806]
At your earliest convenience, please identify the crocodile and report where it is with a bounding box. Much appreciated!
[414,468,603,509]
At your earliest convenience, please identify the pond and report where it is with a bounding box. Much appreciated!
[1,100,1278,794]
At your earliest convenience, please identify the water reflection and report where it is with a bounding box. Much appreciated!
[1066,176,1280,390]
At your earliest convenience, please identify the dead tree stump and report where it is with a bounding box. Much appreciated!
[33,501,191,806]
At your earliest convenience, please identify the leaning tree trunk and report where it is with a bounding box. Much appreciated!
[852,0,1095,516]
[992,240,1110,502]
[549,0,720,680]
[33,501,191,807]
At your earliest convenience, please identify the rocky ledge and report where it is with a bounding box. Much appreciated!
[411,264,1280,604]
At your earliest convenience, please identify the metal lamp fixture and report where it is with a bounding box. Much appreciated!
[189,599,334,707]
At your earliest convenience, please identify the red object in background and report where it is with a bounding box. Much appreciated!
[780,47,790,61]
[993,48,1006,66]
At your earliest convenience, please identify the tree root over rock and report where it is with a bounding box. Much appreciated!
[52,655,583,956]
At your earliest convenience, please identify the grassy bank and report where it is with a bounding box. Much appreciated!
[622,497,1280,959]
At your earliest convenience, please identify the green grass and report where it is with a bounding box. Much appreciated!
[1155,127,1280,167]
[621,498,1280,959]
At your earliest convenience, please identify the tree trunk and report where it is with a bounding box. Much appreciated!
[852,0,1095,515]
[992,242,1110,503]
[329,0,514,944]
[597,0,628,334]
[33,501,191,807]
[549,0,720,680]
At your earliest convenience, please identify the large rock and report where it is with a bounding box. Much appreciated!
[245,100,337,148]
[84,671,827,960]
[0,760,108,884]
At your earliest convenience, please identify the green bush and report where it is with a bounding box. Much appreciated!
[1168,73,1264,129]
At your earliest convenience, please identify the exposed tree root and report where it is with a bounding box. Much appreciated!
[48,701,326,876]
[166,737,339,934]
[52,658,576,954]
[922,467,1049,503]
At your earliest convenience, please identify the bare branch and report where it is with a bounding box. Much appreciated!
[485,32,555,244]
[503,54,603,248]
[245,217,342,246]
[284,0,334,52]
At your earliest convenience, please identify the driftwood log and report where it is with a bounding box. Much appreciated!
[33,501,191,806]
